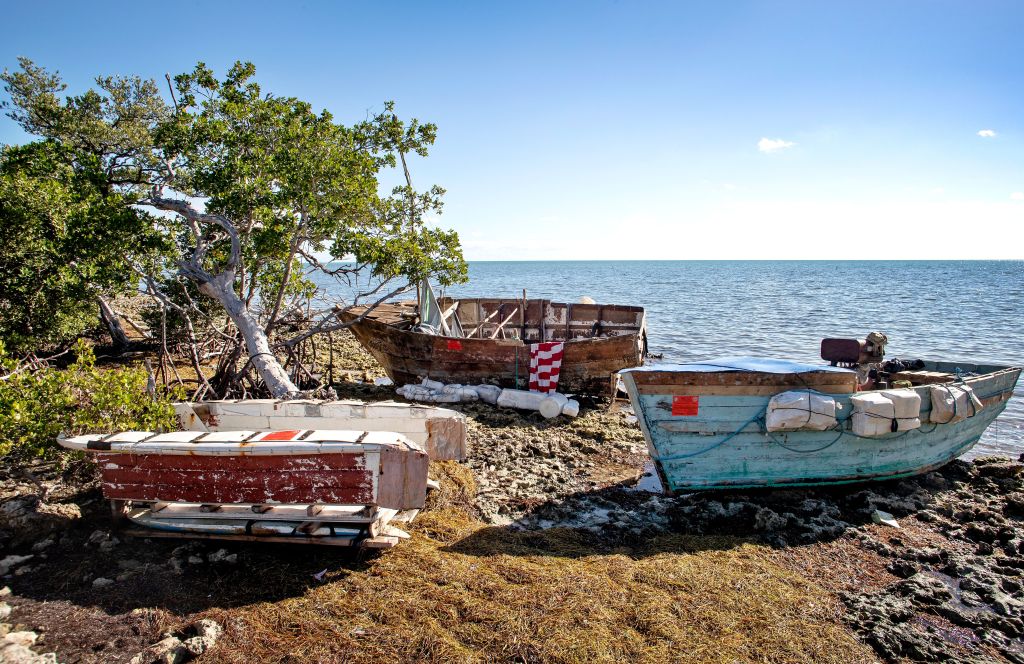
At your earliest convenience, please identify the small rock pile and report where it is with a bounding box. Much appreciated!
[1,586,57,664]
[0,495,82,550]
[128,618,223,664]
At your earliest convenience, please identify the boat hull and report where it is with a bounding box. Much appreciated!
[342,302,646,394]
[61,430,429,510]
[622,362,1020,491]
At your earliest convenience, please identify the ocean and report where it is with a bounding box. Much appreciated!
[325,260,1024,458]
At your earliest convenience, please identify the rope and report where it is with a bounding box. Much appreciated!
[765,428,845,453]
[651,409,765,462]
[514,345,519,389]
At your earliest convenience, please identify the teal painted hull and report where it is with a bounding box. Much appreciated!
[622,362,1021,492]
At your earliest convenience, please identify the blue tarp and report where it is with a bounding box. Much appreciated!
[623,357,855,375]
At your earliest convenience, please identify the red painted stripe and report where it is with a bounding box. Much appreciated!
[254,430,303,441]
[95,453,366,472]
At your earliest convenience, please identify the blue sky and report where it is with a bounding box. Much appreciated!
[2,1,1022,259]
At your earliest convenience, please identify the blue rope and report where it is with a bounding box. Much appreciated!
[766,428,845,453]
[651,409,765,462]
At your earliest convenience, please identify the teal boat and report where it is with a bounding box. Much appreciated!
[621,354,1020,492]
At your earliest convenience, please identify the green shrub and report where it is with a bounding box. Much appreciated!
[0,340,180,457]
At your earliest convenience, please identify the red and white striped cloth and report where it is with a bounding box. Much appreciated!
[529,342,564,393]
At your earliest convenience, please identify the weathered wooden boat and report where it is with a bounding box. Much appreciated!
[342,297,647,394]
[58,429,429,547]
[621,354,1020,492]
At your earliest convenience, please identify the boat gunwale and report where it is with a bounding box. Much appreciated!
[344,298,648,346]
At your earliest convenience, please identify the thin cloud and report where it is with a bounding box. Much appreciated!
[758,137,796,153]
[977,129,997,138]
[1011,192,1024,201]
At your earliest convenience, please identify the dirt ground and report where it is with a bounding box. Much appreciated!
[1,332,1022,663]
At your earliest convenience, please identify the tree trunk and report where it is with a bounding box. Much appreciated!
[198,279,298,398]
[97,296,131,348]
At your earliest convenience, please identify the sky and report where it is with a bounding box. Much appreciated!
[1,1,1022,260]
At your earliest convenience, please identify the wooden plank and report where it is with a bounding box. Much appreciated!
[466,307,500,338]
[97,453,367,472]
[369,507,398,538]
[120,528,365,547]
[102,478,375,505]
[628,370,857,390]
[99,467,372,488]
[362,535,400,549]
[140,504,378,523]
[489,308,519,339]
[376,446,429,510]
[425,417,467,461]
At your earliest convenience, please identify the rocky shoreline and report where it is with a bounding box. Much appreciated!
[0,333,1021,662]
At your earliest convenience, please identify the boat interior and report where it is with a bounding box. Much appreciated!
[819,335,1016,391]
[877,360,1015,386]
[358,298,646,342]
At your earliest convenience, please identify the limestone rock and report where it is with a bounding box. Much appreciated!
[0,555,33,576]
[0,498,81,548]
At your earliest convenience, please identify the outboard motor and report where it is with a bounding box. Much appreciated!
[821,332,888,389]
[820,332,888,367]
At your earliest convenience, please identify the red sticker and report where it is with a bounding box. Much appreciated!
[672,396,699,416]
[258,430,302,441]
[447,339,463,351]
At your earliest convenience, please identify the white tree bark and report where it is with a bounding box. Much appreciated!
[199,276,298,397]
[143,193,299,398]
[97,295,130,348]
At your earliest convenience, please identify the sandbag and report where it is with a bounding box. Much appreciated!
[929,384,983,424]
[475,384,502,405]
[765,391,837,432]
[880,388,921,431]
[539,393,569,419]
[440,384,480,402]
[851,392,896,436]
[496,389,548,411]
[397,384,464,403]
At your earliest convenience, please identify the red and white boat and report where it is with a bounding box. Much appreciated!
[59,429,430,548]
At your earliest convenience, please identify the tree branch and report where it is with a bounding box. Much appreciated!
[264,212,306,335]
[282,282,411,347]
[142,194,241,281]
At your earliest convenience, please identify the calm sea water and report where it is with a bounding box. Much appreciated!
[431,260,1023,459]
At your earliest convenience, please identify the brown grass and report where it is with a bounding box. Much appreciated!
[208,463,875,664]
